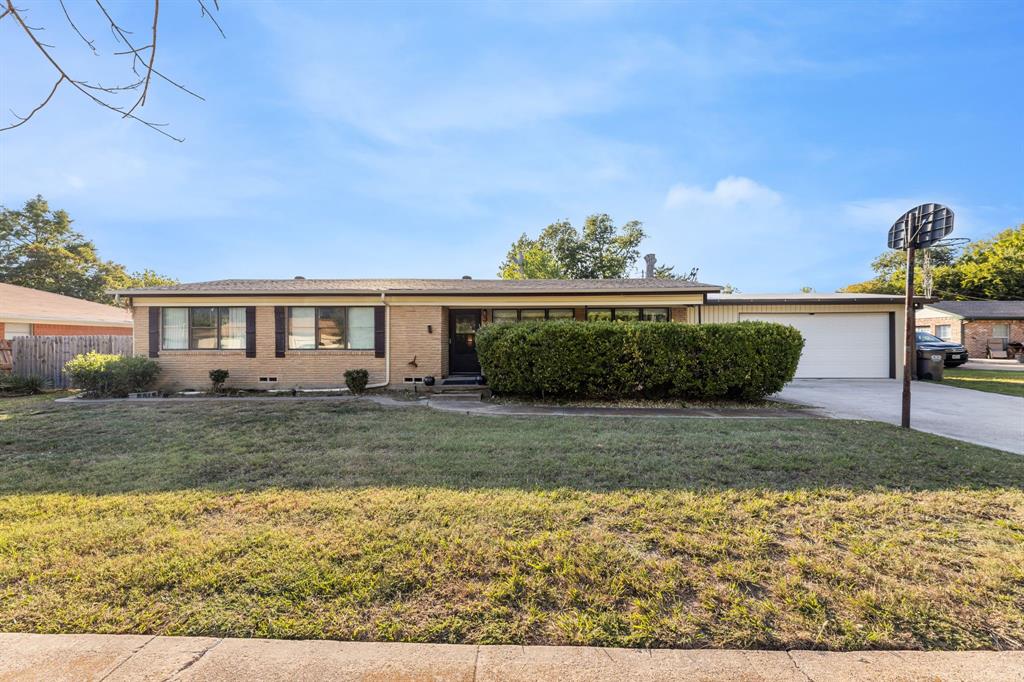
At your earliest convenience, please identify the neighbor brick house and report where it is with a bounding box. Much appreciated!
[115,278,918,390]
[916,300,1024,358]
[0,282,133,340]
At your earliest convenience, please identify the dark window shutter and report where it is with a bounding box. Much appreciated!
[148,307,160,358]
[374,306,386,358]
[274,307,286,358]
[245,306,256,358]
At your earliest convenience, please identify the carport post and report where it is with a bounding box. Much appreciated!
[901,227,916,428]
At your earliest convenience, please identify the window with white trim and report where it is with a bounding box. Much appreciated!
[934,324,951,340]
[992,323,1009,340]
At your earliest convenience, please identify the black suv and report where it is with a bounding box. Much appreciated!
[915,331,969,367]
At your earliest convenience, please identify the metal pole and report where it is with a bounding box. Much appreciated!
[901,217,917,429]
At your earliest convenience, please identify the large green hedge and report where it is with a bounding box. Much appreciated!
[476,320,804,400]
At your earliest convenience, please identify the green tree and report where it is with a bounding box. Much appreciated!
[841,226,1023,299]
[1,195,176,303]
[651,264,700,281]
[840,245,957,295]
[936,225,1024,300]
[499,214,689,279]
[105,267,179,292]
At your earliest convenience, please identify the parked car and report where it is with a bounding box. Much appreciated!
[915,331,969,367]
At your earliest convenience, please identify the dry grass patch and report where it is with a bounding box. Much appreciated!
[0,395,1022,650]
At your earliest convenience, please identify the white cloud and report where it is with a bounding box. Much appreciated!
[664,176,782,209]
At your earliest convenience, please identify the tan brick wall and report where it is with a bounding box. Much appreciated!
[32,323,132,336]
[962,319,1024,357]
[671,306,697,323]
[135,306,387,391]
[389,306,445,384]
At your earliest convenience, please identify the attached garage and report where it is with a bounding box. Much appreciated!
[702,294,907,380]
[738,312,893,378]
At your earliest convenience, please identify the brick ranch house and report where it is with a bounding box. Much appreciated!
[0,282,133,340]
[115,279,918,391]
[916,300,1024,358]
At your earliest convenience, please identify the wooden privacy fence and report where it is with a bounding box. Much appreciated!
[10,335,133,388]
[0,341,11,372]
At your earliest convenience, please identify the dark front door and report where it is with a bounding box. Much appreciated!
[449,309,481,374]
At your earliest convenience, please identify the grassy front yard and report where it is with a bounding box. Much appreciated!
[1,394,1022,650]
[942,368,1024,397]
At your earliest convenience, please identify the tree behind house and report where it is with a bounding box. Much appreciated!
[840,226,1023,299]
[0,195,177,303]
[498,213,695,280]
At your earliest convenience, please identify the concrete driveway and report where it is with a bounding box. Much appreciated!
[776,379,1023,454]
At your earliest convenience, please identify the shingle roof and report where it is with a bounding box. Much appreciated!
[113,278,722,296]
[925,300,1024,320]
[0,283,132,325]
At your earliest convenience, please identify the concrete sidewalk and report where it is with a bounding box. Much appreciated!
[427,398,817,419]
[1,634,1022,681]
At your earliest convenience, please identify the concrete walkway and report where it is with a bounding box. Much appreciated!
[776,379,1024,454]
[55,393,816,420]
[427,397,816,419]
[1,633,1022,681]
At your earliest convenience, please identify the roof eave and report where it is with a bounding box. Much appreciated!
[110,286,722,297]
[707,295,934,305]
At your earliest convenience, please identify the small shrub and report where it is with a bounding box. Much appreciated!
[64,352,161,398]
[209,369,230,394]
[0,374,48,395]
[476,320,804,401]
[344,368,370,395]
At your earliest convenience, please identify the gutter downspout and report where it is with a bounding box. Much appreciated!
[366,291,391,389]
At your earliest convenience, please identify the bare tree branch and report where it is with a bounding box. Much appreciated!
[0,76,64,132]
[123,0,158,117]
[2,0,220,140]
[4,1,183,141]
[94,1,204,102]
[59,0,97,54]
[196,0,225,38]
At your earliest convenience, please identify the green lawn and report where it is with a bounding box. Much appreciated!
[942,368,1024,397]
[0,394,1022,650]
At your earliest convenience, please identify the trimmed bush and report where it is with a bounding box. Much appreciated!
[344,368,370,395]
[209,369,230,393]
[476,320,804,401]
[64,352,161,398]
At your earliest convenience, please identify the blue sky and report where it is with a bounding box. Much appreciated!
[1,0,1021,291]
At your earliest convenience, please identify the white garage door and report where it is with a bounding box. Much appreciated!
[738,313,891,378]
